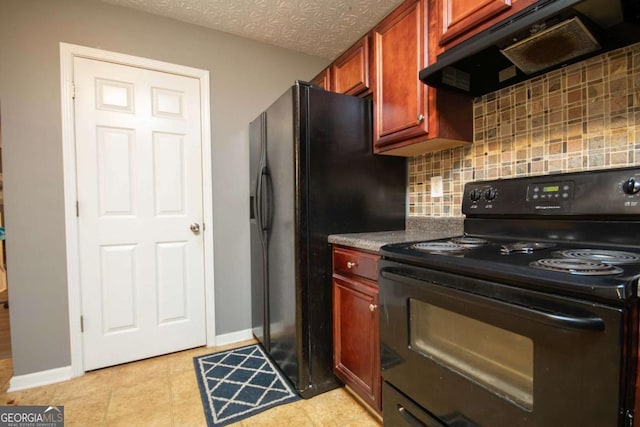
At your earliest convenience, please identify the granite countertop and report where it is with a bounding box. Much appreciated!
[328,217,464,253]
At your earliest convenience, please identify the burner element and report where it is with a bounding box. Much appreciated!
[553,249,640,265]
[529,258,624,276]
[411,242,468,254]
[500,241,556,254]
[449,237,489,247]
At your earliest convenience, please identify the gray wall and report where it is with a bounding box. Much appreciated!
[0,0,328,375]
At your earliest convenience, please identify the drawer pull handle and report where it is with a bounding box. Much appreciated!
[369,304,377,312]
[347,261,358,268]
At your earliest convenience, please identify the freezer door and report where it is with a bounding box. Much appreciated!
[249,113,269,349]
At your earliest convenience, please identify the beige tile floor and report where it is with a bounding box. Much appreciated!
[0,339,381,426]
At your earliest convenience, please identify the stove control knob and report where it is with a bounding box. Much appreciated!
[623,178,640,195]
[484,187,497,201]
[469,189,482,202]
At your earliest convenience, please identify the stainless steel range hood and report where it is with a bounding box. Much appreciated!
[419,0,640,96]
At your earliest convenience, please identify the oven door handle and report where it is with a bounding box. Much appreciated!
[380,269,606,332]
[397,404,445,426]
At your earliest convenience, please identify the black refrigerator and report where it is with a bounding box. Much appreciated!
[249,81,406,398]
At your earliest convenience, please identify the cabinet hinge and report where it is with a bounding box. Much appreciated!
[75,201,79,217]
[202,223,205,231]
[80,315,84,333]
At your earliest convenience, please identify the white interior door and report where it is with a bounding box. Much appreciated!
[73,57,206,370]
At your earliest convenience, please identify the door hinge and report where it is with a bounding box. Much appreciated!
[80,315,84,333]
[75,201,79,217]
[202,223,205,231]
[72,82,76,100]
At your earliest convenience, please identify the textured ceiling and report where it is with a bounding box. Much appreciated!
[98,0,405,59]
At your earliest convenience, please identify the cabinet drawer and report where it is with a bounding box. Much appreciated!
[333,247,379,281]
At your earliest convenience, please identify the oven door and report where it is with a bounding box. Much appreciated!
[379,260,627,427]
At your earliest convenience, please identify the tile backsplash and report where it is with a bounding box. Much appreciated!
[408,41,640,217]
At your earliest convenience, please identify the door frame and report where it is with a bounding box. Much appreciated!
[59,42,216,377]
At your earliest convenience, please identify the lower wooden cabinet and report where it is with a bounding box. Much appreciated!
[332,246,381,413]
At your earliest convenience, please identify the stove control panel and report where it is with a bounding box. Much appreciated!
[527,181,575,203]
[462,167,640,216]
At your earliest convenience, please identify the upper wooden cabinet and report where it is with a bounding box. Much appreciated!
[372,0,428,153]
[310,67,331,90]
[310,0,474,156]
[437,0,537,51]
[372,0,472,156]
[331,36,371,96]
[310,37,370,96]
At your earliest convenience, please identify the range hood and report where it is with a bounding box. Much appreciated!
[419,0,640,96]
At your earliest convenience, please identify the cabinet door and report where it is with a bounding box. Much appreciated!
[310,67,331,90]
[372,0,428,152]
[438,0,536,50]
[333,275,381,412]
[331,36,370,96]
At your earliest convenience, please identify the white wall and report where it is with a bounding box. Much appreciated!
[0,0,328,375]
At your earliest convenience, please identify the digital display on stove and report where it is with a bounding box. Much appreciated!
[527,181,574,208]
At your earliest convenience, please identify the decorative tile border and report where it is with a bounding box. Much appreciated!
[408,42,640,217]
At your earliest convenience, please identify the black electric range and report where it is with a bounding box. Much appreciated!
[379,167,640,427]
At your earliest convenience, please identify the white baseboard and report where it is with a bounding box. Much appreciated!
[9,365,73,392]
[8,331,253,391]
[214,328,253,347]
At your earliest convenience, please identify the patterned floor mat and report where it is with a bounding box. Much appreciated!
[193,344,300,426]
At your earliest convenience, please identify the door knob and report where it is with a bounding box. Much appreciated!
[190,223,200,233]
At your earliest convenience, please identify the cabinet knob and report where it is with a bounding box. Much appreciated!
[417,114,425,123]
[347,261,357,269]
[369,304,377,312]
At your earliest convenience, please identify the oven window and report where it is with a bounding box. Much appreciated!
[409,299,534,410]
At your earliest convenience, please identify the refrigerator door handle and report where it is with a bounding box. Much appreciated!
[255,167,264,232]
[263,167,274,232]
